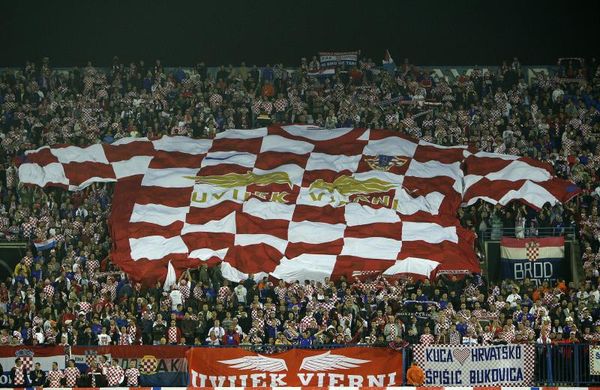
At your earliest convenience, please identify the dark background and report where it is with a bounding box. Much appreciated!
[1,0,598,67]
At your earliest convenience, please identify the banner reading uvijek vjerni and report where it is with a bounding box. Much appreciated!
[187,346,402,387]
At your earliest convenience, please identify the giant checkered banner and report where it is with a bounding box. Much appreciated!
[18,125,578,284]
[412,344,535,386]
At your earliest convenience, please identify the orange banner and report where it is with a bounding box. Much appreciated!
[186,347,403,387]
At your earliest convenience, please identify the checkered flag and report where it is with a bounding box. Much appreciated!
[526,240,540,261]
[18,126,577,283]
[85,349,98,367]
[15,349,34,371]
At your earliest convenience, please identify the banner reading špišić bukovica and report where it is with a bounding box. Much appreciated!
[413,344,535,386]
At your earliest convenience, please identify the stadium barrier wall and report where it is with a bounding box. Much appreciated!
[0,344,598,386]
[0,65,560,83]
[0,387,599,390]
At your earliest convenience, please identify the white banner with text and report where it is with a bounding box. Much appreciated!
[413,344,535,386]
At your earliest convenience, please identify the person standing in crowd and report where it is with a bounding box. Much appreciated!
[106,359,124,387]
[63,359,80,387]
[98,327,112,346]
[205,330,221,345]
[234,282,248,306]
[46,362,64,388]
[124,360,140,387]
[10,358,29,387]
[98,355,111,376]
[152,314,167,345]
[86,360,107,387]
[167,320,181,344]
[208,319,225,339]
[222,324,241,345]
[30,362,46,386]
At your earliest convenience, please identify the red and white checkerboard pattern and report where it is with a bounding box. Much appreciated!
[12,368,25,385]
[63,366,80,387]
[124,367,140,386]
[106,365,124,386]
[18,125,578,285]
[46,369,64,387]
[140,355,158,374]
[85,349,98,366]
[20,355,33,371]
[462,151,578,208]
[526,241,540,261]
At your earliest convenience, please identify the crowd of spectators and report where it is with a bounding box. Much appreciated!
[0,55,600,356]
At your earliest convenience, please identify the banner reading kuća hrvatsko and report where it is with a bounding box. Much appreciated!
[412,344,535,386]
[186,347,402,387]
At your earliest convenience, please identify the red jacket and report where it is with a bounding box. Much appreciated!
[222,331,240,345]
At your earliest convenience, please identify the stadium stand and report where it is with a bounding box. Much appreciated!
[0,56,599,386]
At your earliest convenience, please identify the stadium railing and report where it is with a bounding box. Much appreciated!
[478,226,576,241]
[535,343,596,385]
[57,343,599,385]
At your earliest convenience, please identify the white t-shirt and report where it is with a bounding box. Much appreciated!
[98,333,111,346]
[552,88,564,102]
[208,326,225,338]
[506,293,521,307]
[34,331,45,344]
[234,285,247,303]
[205,336,220,345]
[170,289,182,310]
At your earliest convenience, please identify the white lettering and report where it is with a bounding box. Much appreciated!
[316,372,326,387]
[347,375,364,387]
[545,262,553,277]
[227,375,237,386]
[193,371,401,387]
[387,372,397,385]
[367,374,386,387]
[269,373,287,386]
[208,375,226,386]
[514,261,554,280]
[297,373,314,386]
[250,373,266,386]
[514,263,524,279]
[328,373,344,386]
[191,371,203,387]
